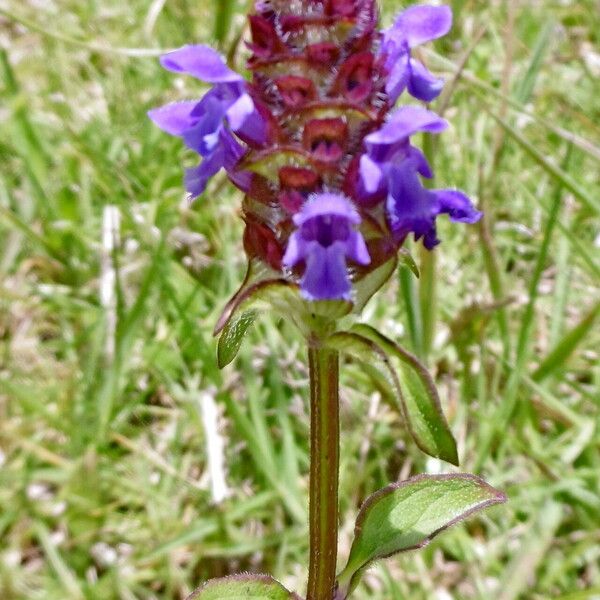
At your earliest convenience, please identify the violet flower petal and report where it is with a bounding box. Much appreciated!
[301,243,352,301]
[182,92,227,154]
[221,131,252,192]
[359,108,448,202]
[150,46,266,196]
[407,58,445,102]
[407,145,434,178]
[382,5,452,103]
[434,189,482,223]
[184,147,225,198]
[293,192,362,226]
[184,130,249,198]
[385,51,410,103]
[386,161,436,242]
[346,230,371,265]
[388,5,452,48]
[282,231,304,266]
[284,193,370,301]
[364,106,447,148]
[386,161,480,249]
[359,154,385,194]
[160,45,242,83]
[227,91,268,145]
[147,101,199,136]
[225,92,256,131]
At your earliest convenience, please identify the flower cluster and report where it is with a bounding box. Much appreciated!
[150,1,481,302]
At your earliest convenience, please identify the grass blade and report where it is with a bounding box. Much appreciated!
[514,21,554,104]
[214,0,236,48]
[532,301,600,382]
[475,146,569,469]
[398,265,423,357]
[483,108,600,215]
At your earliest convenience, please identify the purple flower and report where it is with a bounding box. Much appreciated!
[358,105,480,248]
[386,158,481,249]
[359,105,447,196]
[148,45,265,197]
[283,193,371,301]
[380,4,452,103]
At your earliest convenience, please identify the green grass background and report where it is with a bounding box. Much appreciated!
[1,0,599,598]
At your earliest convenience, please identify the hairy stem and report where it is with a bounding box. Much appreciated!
[307,345,340,600]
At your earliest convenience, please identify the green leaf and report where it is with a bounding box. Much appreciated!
[532,300,600,382]
[187,574,300,599]
[214,261,301,337]
[351,325,458,465]
[337,474,506,597]
[326,329,403,408]
[217,310,259,368]
[514,20,553,104]
[215,261,351,360]
[353,255,399,313]
[399,263,423,357]
[214,276,303,367]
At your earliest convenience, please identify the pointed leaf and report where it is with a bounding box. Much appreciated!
[337,474,506,597]
[214,0,235,46]
[351,324,458,465]
[215,258,354,354]
[532,300,600,382]
[214,259,299,336]
[328,330,457,464]
[186,574,300,599]
[214,278,301,367]
[217,310,259,368]
[353,255,398,313]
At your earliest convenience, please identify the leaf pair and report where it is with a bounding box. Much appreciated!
[215,278,301,368]
[323,327,506,595]
[216,268,458,464]
[210,259,505,600]
[215,257,400,369]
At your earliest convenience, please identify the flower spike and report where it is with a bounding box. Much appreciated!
[150,1,479,302]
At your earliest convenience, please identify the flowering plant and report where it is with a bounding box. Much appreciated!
[150,2,505,599]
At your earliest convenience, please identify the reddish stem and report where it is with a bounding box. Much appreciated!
[307,345,340,600]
